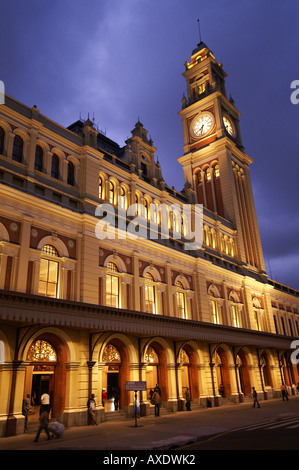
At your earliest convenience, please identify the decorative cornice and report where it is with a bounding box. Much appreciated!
[0,290,294,350]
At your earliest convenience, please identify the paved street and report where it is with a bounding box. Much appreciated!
[1,396,299,454]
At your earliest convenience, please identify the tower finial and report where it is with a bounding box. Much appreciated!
[197,19,202,43]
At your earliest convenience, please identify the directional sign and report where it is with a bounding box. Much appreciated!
[125,381,146,391]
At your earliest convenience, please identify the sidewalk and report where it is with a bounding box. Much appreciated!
[1,396,299,451]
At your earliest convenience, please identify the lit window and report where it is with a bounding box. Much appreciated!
[103,343,121,362]
[176,280,186,319]
[145,346,159,363]
[144,199,149,219]
[205,168,211,181]
[231,305,240,328]
[145,272,156,314]
[210,297,221,324]
[213,164,220,178]
[198,83,205,94]
[150,202,160,225]
[180,348,190,363]
[106,262,119,307]
[38,245,59,298]
[254,311,261,331]
[99,176,104,199]
[109,181,115,205]
[119,186,127,210]
[27,340,57,362]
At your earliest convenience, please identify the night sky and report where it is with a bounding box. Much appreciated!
[1,0,299,290]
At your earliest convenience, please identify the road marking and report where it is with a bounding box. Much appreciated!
[244,417,299,431]
[264,418,299,430]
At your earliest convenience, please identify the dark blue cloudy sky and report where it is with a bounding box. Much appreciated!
[1,0,299,289]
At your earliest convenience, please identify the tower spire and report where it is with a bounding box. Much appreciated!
[197,19,202,43]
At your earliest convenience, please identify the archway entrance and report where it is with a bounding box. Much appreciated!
[180,348,190,398]
[145,341,168,403]
[145,346,159,400]
[179,345,199,402]
[24,334,67,421]
[215,347,231,398]
[102,343,121,411]
[101,339,129,411]
[261,352,273,389]
[236,350,251,396]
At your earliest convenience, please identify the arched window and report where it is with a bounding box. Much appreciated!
[109,181,115,205]
[150,201,160,225]
[213,163,220,178]
[103,343,121,363]
[204,167,211,181]
[51,154,59,179]
[106,262,119,307]
[170,208,181,236]
[38,244,60,298]
[67,161,75,186]
[12,135,23,163]
[209,288,222,325]
[35,145,43,172]
[253,297,263,331]
[145,346,159,363]
[144,272,156,314]
[0,127,4,155]
[99,175,104,200]
[135,193,140,215]
[27,340,57,362]
[144,199,150,220]
[210,229,217,250]
[119,186,127,210]
[228,291,242,328]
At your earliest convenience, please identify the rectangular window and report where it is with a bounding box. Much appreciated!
[145,284,155,314]
[106,274,119,307]
[177,292,185,319]
[255,311,261,331]
[211,300,220,324]
[38,258,59,298]
[231,305,240,328]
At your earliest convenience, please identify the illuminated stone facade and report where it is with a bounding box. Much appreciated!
[0,41,299,437]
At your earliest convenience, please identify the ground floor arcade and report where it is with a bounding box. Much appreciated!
[1,320,298,437]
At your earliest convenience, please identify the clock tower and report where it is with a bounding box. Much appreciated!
[178,41,266,276]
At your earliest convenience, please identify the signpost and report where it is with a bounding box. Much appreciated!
[125,381,146,427]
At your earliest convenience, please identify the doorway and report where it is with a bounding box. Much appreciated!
[26,366,54,420]
[106,366,119,411]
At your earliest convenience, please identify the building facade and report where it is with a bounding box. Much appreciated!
[0,41,299,436]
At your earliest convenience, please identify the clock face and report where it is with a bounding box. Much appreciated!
[223,115,236,137]
[190,112,215,138]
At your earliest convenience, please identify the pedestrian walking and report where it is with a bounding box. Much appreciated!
[102,388,107,408]
[40,391,51,414]
[87,393,98,425]
[22,393,30,431]
[34,409,51,442]
[153,390,161,416]
[185,388,191,411]
[281,383,289,401]
[114,386,120,411]
[252,387,261,408]
[154,384,161,396]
